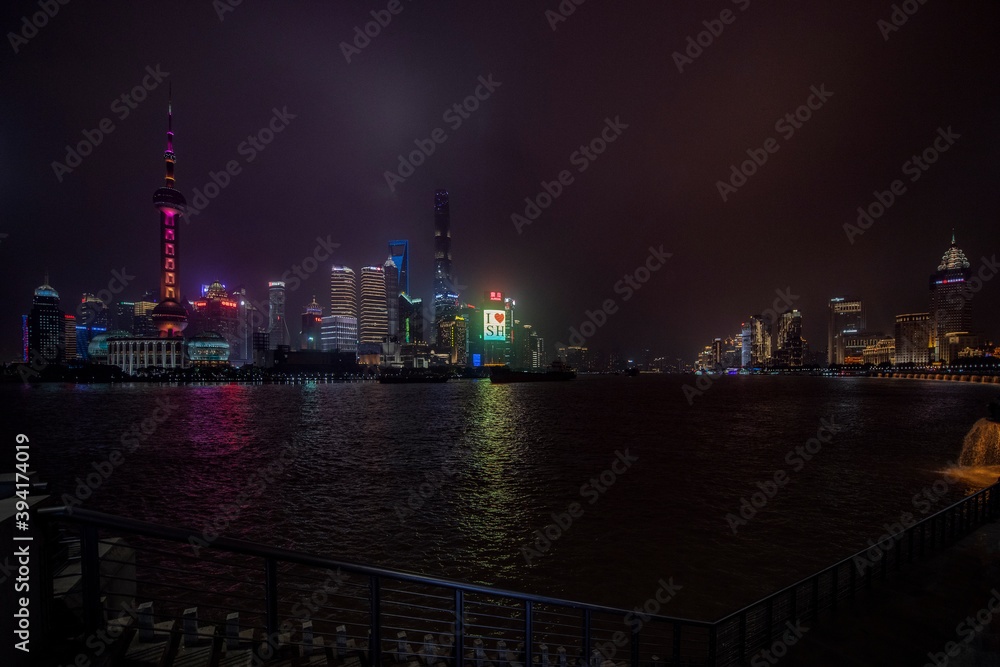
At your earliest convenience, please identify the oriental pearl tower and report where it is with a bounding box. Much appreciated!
[150,93,189,337]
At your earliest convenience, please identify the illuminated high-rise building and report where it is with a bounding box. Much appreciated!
[433,190,459,332]
[389,240,409,295]
[929,233,972,362]
[268,281,289,349]
[774,310,803,368]
[828,297,864,365]
[749,315,771,367]
[359,266,388,343]
[330,266,358,318]
[26,280,64,365]
[384,256,399,338]
[150,97,189,337]
[399,293,424,343]
[437,316,468,365]
[63,314,77,361]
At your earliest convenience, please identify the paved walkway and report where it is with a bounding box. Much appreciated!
[777,519,1000,666]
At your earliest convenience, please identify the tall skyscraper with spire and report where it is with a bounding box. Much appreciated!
[150,94,189,337]
[388,240,409,295]
[929,231,972,361]
[433,189,459,334]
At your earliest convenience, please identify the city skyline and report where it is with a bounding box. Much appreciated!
[2,1,999,364]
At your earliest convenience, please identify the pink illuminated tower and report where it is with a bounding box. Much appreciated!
[150,94,189,337]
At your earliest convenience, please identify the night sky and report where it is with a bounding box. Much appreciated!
[3,0,998,363]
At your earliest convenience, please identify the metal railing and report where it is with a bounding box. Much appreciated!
[36,481,999,666]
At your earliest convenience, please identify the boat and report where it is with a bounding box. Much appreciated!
[378,373,449,384]
[490,360,576,383]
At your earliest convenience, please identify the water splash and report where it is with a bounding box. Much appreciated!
[959,418,1000,467]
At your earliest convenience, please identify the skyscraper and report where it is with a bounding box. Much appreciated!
[929,233,972,362]
[268,281,289,348]
[330,266,358,318]
[388,240,409,295]
[433,189,459,331]
[828,297,864,365]
[150,97,189,337]
[749,315,771,367]
[384,256,399,339]
[62,314,77,361]
[359,266,388,343]
[27,280,64,364]
[399,292,424,344]
[775,310,803,368]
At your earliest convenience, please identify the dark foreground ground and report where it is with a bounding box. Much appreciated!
[777,519,1000,666]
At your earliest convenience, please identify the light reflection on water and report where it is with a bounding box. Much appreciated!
[8,375,999,620]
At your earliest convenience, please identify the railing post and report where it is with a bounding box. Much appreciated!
[583,608,591,665]
[920,522,926,557]
[455,590,464,667]
[672,621,682,665]
[81,524,102,635]
[370,576,382,667]
[264,558,279,641]
[708,624,717,667]
[849,562,856,599]
[524,600,533,667]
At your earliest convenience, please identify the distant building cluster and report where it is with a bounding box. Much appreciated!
[15,106,549,376]
[694,234,995,371]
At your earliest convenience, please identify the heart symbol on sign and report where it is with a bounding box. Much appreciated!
[494,313,505,324]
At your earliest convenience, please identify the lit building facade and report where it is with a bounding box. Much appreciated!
[389,239,409,295]
[384,256,399,339]
[749,315,771,368]
[862,337,896,366]
[399,293,424,344]
[773,310,804,368]
[189,281,240,358]
[320,316,358,353]
[433,189,459,334]
[741,322,752,368]
[268,281,289,349]
[359,266,388,343]
[62,314,77,362]
[26,281,65,365]
[828,297,864,365]
[929,234,972,362]
[894,313,932,365]
[107,338,189,373]
[330,266,358,318]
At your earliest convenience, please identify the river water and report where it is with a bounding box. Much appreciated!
[7,375,999,620]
